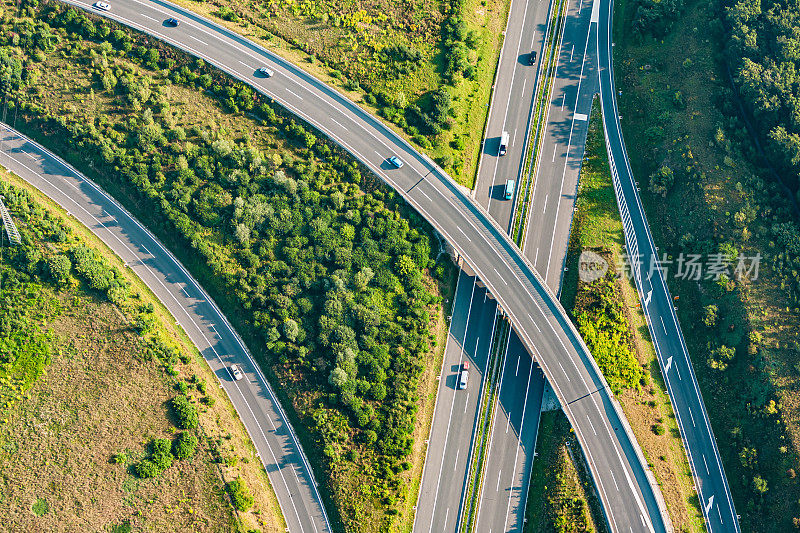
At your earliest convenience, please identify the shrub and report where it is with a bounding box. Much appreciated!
[135,459,160,478]
[47,254,72,283]
[171,394,199,429]
[652,424,665,436]
[151,438,174,470]
[226,477,254,511]
[112,452,127,464]
[172,432,199,460]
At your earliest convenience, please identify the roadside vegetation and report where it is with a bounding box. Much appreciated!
[523,410,605,532]
[0,1,454,529]
[0,175,283,532]
[615,0,800,527]
[170,0,510,186]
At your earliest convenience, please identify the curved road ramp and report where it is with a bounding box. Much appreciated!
[0,125,330,533]
[37,0,673,530]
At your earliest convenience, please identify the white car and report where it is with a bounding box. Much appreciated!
[94,1,111,10]
[458,361,469,390]
[230,363,244,381]
[258,67,274,78]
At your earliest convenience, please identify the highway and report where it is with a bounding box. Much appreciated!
[54,0,670,530]
[414,272,497,532]
[469,0,601,529]
[522,0,599,289]
[474,0,549,231]
[0,125,330,533]
[418,0,552,527]
[473,332,545,532]
[597,0,740,529]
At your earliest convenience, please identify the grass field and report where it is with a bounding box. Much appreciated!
[612,0,800,527]
[170,0,510,187]
[0,171,284,532]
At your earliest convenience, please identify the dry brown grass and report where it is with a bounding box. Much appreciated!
[0,169,284,532]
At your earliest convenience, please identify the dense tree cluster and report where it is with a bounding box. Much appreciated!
[726,0,800,192]
[1,2,447,521]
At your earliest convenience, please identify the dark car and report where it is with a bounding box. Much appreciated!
[528,50,537,65]
[166,17,180,27]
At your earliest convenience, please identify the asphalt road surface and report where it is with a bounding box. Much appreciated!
[471,0,600,530]
[0,125,330,533]
[523,0,599,290]
[53,1,670,530]
[597,0,739,530]
[474,331,546,533]
[474,0,551,231]
[414,271,498,532]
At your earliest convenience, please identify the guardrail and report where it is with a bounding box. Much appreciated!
[0,195,21,245]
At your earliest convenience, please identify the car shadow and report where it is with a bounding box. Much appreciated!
[484,136,501,157]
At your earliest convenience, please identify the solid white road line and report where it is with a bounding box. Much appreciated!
[485,0,536,213]
[1,147,313,531]
[501,354,536,531]
[427,280,477,532]
[506,413,511,433]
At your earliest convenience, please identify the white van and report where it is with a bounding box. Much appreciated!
[499,131,509,156]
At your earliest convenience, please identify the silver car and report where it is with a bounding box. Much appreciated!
[230,363,244,381]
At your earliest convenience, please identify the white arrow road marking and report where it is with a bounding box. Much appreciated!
[705,494,715,515]
[644,289,652,307]
[664,356,672,374]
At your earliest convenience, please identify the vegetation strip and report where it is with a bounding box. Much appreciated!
[171,0,512,188]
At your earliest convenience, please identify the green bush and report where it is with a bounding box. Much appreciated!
[171,395,199,429]
[150,437,174,470]
[46,254,72,283]
[172,432,199,460]
[226,477,254,511]
[135,459,161,478]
